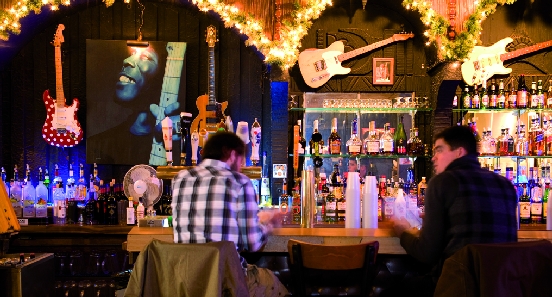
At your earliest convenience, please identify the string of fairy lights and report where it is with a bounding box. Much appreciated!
[0,0,518,66]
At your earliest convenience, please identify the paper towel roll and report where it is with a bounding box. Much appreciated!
[362,175,379,228]
[345,172,361,228]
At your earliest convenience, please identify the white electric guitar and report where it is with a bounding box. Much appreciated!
[298,33,414,88]
[461,37,552,86]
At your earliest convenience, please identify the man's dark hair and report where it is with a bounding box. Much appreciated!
[434,125,477,155]
[201,132,246,160]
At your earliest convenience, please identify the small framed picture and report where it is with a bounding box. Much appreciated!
[373,58,394,85]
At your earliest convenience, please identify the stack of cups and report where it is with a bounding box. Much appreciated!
[345,172,361,228]
[362,176,378,228]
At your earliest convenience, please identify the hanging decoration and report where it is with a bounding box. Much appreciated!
[402,0,517,61]
[192,0,332,69]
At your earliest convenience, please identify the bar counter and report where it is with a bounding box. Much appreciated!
[125,224,552,254]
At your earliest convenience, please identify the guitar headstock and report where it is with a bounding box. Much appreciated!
[52,24,65,47]
[206,25,217,47]
[392,33,414,41]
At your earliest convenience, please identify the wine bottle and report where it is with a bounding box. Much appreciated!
[394,116,407,155]
[106,180,118,225]
[530,81,538,108]
[328,118,341,155]
[517,74,528,109]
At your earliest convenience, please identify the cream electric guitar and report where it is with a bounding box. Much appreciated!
[461,37,552,86]
[298,33,414,88]
[42,24,83,147]
[149,42,187,166]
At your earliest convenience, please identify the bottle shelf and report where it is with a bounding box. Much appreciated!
[290,107,433,113]
[478,155,552,159]
[453,108,552,113]
[293,154,425,159]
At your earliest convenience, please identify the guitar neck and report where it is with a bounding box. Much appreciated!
[337,36,397,63]
[156,42,186,124]
[208,45,216,106]
[54,46,65,107]
[501,40,552,62]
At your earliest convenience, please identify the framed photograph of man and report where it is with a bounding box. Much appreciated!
[373,58,394,85]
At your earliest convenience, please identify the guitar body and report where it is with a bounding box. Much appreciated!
[298,41,350,88]
[461,37,514,86]
[192,94,228,147]
[42,89,83,147]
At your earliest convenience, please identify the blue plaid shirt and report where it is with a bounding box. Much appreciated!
[171,159,267,258]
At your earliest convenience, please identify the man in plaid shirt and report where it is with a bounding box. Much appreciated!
[390,125,518,297]
[172,131,288,297]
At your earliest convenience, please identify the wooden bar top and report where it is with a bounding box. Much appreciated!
[126,225,552,254]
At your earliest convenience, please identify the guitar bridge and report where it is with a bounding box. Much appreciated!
[314,60,326,72]
[56,128,67,135]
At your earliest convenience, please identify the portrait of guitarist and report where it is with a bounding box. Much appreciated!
[86,41,186,165]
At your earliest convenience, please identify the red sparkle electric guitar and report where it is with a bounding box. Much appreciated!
[42,24,83,147]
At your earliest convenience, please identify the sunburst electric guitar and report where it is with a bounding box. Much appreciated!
[191,25,228,147]
[148,42,187,166]
[298,33,414,88]
[42,24,83,147]
[461,37,552,86]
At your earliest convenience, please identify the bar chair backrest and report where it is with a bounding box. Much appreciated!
[287,239,379,296]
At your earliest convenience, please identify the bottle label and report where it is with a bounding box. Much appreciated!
[329,141,341,154]
[509,94,517,107]
[325,201,336,211]
[531,94,538,108]
[518,91,528,106]
[383,141,393,153]
[463,95,472,108]
[481,95,489,107]
[348,145,361,154]
[490,95,497,107]
[367,141,379,153]
[531,202,542,217]
[519,201,531,219]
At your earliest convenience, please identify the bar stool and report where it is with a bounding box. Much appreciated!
[287,239,379,296]
[435,240,552,297]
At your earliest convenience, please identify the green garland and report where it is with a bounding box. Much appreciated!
[402,0,517,61]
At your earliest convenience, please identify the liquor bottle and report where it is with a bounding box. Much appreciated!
[35,167,48,218]
[329,164,343,223]
[394,116,407,155]
[531,171,543,224]
[472,84,480,109]
[324,181,337,224]
[505,128,516,156]
[519,183,531,224]
[529,115,544,156]
[43,169,50,203]
[380,123,394,155]
[375,175,385,222]
[92,163,100,200]
[543,181,549,225]
[96,180,106,224]
[297,120,307,154]
[22,164,36,218]
[537,80,545,109]
[515,125,529,156]
[418,177,427,209]
[136,197,145,221]
[1,167,8,197]
[106,180,118,225]
[545,116,552,156]
[509,81,517,109]
[346,118,362,155]
[316,173,328,223]
[278,179,292,224]
[10,165,22,218]
[461,86,471,109]
[406,128,424,156]
[309,120,323,156]
[517,74,528,109]
[158,184,172,216]
[84,182,98,225]
[52,164,65,204]
[66,164,76,201]
[76,164,87,202]
[480,81,489,109]
[548,80,552,108]
[328,118,341,155]
[530,81,538,108]
[487,128,497,156]
[489,80,497,108]
[497,79,506,109]
[363,121,380,155]
[126,197,136,225]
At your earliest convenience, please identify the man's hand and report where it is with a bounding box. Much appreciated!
[390,217,413,237]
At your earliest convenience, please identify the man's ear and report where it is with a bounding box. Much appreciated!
[458,146,468,157]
